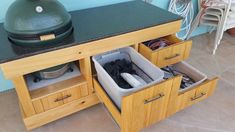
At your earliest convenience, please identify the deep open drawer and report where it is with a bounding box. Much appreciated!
[139,35,192,68]
[93,74,218,132]
[93,76,179,132]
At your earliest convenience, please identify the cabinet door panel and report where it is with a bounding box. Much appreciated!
[147,80,173,125]
[122,78,175,132]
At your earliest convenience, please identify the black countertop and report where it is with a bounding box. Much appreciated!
[0,1,181,64]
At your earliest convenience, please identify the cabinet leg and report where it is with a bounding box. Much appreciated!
[80,57,94,94]
[12,76,36,117]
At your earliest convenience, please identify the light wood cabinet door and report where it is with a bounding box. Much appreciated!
[122,78,175,132]
[41,93,64,111]
[146,79,173,126]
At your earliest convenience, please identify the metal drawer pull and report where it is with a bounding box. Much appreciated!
[165,54,180,60]
[54,94,72,102]
[191,93,206,101]
[63,94,72,100]
[144,93,165,104]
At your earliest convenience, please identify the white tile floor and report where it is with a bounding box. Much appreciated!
[1,32,235,132]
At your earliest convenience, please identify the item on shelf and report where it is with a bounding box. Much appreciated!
[103,59,148,89]
[161,65,195,89]
[144,38,174,50]
[27,63,81,91]
[4,0,73,47]
[32,63,74,82]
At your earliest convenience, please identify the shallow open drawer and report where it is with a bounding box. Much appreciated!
[139,35,192,68]
[166,76,219,117]
[93,76,178,132]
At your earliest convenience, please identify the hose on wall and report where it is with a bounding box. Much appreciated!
[168,0,194,40]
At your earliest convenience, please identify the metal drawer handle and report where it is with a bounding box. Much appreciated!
[54,94,72,102]
[165,54,180,60]
[191,93,206,101]
[63,94,72,100]
[144,93,165,104]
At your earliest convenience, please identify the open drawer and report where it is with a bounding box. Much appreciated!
[93,75,218,132]
[93,76,178,132]
[139,35,192,68]
[166,76,219,117]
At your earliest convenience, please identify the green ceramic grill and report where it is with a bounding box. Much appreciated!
[4,0,73,47]
[4,0,74,80]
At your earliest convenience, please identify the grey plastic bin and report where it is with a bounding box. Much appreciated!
[92,47,164,109]
[171,61,207,92]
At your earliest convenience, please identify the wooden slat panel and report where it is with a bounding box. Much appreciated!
[147,79,173,126]
[32,100,44,114]
[24,94,100,130]
[80,84,89,97]
[170,43,186,63]
[207,78,219,96]
[12,76,36,117]
[183,40,193,60]
[93,78,122,126]
[121,77,176,132]
[165,76,182,117]
[0,20,182,79]
[138,44,154,61]
[195,78,219,101]
[181,89,197,108]
[155,46,172,68]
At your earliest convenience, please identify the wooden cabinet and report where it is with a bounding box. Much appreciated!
[139,35,192,68]
[0,8,218,131]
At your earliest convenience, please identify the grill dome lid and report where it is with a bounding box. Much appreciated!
[4,0,71,36]
[4,0,73,47]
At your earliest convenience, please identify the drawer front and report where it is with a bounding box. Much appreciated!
[62,84,89,104]
[122,77,177,132]
[156,43,186,68]
[139,35,192,68]
[33,84,89,113]
[41,93,64,111]
[146,80,173,126]
[167,77,219,117]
